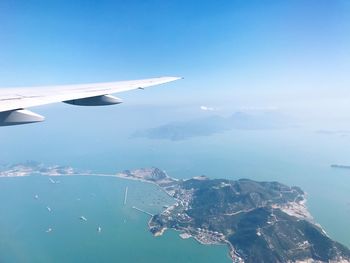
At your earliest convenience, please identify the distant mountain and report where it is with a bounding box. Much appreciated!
[132,111,292,141]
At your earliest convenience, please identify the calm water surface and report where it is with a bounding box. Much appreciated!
[0,128,349,262]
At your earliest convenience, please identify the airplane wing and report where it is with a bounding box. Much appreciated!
[0,76,181,126]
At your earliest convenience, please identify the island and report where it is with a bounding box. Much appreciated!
[331,164,350,170]
[0,161,79,177]
[132,111,289,141]
[117,168,350,263]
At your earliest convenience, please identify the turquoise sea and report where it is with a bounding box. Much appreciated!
[0,124,350,262]
[0,176,230,263]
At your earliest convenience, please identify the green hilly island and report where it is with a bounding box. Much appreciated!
[118,168,350,263]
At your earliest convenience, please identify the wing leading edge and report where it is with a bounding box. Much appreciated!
[0,76,181,126]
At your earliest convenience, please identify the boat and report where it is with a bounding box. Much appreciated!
[49,178,55,184]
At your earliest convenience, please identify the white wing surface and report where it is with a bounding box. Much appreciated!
[0,76,181,126]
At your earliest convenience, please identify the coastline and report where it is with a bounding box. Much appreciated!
[1,166,349,262]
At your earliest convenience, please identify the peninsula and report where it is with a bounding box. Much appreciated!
[117,168,350,263]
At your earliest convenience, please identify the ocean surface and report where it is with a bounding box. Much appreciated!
[0,126,350,262]
[0,176,230,263]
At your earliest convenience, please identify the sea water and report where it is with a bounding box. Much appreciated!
[0,127,349,262]
[0,176,230,263]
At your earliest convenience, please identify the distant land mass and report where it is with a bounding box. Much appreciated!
[1,162,350,262]
[118,168,350,263]
[0,161,79,177]
[132,111,292,141]
[331,164,350,169]
[316,130,350,137]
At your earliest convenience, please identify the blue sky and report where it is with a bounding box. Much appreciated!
[0,1,349,83]
[0,0,350,116]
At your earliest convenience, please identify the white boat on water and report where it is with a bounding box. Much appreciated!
[46,228,52,233]
[49,178,55,184]
[47,207,52,212]
[97,226,102,233]
[80,216,87,221]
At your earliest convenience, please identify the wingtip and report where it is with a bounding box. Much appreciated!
[162,76,183,80]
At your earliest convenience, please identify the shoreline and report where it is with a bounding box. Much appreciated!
[1,169,349,262]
